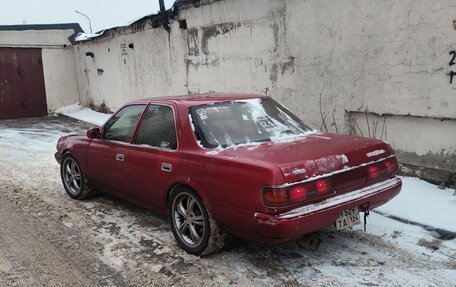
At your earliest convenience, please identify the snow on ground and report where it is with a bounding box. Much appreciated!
[378,176,456,233]
[55,102,111,126]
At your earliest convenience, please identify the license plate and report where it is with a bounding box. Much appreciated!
[335,206,360,230]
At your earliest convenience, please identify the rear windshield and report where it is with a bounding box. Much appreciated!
[190,98,313,148]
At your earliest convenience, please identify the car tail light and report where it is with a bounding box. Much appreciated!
[316,180,330,193]
[262,178,332,208]
[289,186,307,202]
[386,157,399,174]
[262,157,398,208]
[367,157,398,183]
[368,165,377,173]
[262,187,289,207]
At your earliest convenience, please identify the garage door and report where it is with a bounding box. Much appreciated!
[0,48,47,119]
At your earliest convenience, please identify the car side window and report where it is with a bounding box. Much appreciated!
[103,105,146,143]
[135,105,177,150]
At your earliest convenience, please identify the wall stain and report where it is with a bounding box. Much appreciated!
[187,28,199,56]
[280,56,295,74]
[269,63,278,86]
[201,22,240,55]
[271,23,279,53]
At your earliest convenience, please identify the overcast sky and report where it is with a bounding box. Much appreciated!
[0,0,175,33]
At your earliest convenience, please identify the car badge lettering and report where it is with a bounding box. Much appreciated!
[292,168,306,175]
[366,149,385,158]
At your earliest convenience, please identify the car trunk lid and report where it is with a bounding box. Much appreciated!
[215,132,393,185]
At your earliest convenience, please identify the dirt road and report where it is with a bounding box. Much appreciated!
[0,117,455,286]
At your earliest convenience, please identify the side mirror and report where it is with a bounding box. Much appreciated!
[87,127,101,139]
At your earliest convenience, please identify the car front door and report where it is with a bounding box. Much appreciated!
[127,103,182,213]
[87,104,146,196]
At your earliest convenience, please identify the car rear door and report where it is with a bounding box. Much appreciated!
[127,103,182,213]
[87,104,146,196]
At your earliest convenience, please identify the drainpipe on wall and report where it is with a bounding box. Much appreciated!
[159,0,171,32]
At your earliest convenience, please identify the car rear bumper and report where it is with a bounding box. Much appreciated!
[253,177,402,244]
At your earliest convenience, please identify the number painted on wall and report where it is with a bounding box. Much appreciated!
[449,51,456,66]
[449,51,456,84]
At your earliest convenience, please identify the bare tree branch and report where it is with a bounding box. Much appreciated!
[372,120,378,139]
[331,107,339,134]
[380,118,386,140]
[354,117,364,137]
[319,93,328,132]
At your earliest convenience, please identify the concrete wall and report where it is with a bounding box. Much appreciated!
[73,25,176,111]
[282,0,456,181]
[0,29,76,47]
[0,28,80,112]
[178,0,286,96]
[350,112,456,175]
[42,48,79,111]
[74,0,456,181]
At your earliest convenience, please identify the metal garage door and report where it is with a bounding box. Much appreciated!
[0,48,47,119]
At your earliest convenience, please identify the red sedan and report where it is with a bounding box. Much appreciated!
[55,94,402,255]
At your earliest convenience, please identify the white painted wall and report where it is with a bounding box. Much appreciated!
[0,28,79,112]
[178,0,286,96]
[42,48,79,111]
[284,0,456,123]
[74,0,456,173]
[350,112,456,172]
[281,0,456,171]
[73,26,176,111]
[0,29,75,47]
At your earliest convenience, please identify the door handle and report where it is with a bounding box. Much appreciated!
[116,153,125,161]
[161,163,172,172]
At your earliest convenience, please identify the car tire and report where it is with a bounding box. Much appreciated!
[169,187,225,256]
[60,153,94,200]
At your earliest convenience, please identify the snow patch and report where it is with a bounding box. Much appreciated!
[377,176,456,232]
[55,102,84,114]
[204,141,272,155]
[55,102,112,126]
[202,133,318,155]
[309,134,331,140]
[304,154,349,177]
[292,168,306,175]
[237,98,317,142]
[205,145,224,155]
[75,31,105,41]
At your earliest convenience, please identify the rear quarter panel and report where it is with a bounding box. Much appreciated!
[178,151,284,241]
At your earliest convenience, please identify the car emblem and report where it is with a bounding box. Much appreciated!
[366,149,385,158]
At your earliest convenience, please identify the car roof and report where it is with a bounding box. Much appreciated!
[129,93,269,106]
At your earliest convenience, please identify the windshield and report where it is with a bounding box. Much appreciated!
[190,98,313,148]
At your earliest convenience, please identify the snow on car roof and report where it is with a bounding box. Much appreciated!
[130,93,269,105]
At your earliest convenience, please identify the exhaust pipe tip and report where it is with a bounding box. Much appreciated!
[296,234,321,251]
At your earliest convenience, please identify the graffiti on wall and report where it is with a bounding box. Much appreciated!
[449,51,456,84]
[120,43,127,56]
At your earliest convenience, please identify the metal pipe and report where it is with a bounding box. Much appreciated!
[296,234,321,251]
[75,10,92,34]
[158,0,170,32]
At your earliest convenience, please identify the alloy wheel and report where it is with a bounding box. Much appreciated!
[172,192,206,248]
[62,157,82,196]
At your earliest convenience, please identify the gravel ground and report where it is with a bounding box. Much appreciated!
[0,116,455,287]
